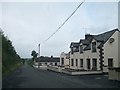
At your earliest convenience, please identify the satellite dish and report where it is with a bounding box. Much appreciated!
[109,38,115,43]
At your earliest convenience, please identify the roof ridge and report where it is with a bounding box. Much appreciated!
[94,28,118,36]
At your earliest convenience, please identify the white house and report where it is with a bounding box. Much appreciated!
[60,52,70,68]
[108,29,120,81]
[34,56,60,67]
[64,28,120,73]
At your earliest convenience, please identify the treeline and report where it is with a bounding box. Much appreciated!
[0,30,22,77]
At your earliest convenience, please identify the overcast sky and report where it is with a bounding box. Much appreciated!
[1,1,119,58]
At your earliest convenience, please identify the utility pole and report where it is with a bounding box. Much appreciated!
[38,44,40,57]
[38,44,40,69]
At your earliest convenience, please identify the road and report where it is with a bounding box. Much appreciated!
[2,64,120,88]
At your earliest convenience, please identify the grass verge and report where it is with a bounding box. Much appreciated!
[2,62,23,78]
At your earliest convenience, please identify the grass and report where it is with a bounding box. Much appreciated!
[2,62,23,78]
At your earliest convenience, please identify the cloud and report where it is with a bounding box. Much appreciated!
[2,2,118,58]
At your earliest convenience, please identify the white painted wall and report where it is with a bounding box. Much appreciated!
[84,50,100,70]
[69,39,100,71]
[60,52,69,66]
[60,52,65,66]
[84,39,100,70]
[72,52,80,69]
[70,53,75,69]
[70,43,85,69]
[103,31,119,72]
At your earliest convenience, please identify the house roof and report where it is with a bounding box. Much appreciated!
[79,35,93,50]
[35,56,60,62]
[79,35,93,45]
[93,29,118,42]
[70,42,79,48]
[93,28,119,48]
[69,28,119,51]
[74,47,79,52]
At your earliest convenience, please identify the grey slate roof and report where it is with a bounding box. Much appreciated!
[93,29,119,48]
[80,35,93,50]
[35,56,60,62]
[93,29,118,42]
[71,28,119,51]
[70,42,79,48]
[80,35,93,45]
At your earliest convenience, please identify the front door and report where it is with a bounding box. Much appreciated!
[87,59,91,70]
[108,58,113,67]
[92,59,97,70]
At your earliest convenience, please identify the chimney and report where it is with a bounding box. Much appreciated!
[51,56,53,58]
[85,34,91,39]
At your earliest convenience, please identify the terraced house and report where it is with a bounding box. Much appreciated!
[61,28,120,74]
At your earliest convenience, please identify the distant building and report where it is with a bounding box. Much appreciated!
[34,56,60,66]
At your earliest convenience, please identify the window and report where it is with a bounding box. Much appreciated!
[80,45,83,53]
[61,58,64,65]
[55,63,57,66]
[71,48,73,54]
[71,59,74,66]
[108,58,113,67]
[92,42,96,52]
[76,59,78,66]
[80,59,83,67]
[92,59,97,70]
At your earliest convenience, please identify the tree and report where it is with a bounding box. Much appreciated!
[31,50,38,61]
[1,30,21,76]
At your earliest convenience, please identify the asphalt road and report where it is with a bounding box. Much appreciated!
[2,64,120,88]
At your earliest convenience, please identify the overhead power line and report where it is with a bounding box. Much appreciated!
[40,0,85,44]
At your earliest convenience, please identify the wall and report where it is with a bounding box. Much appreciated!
[72,52,80,69]
[60,52,69,66]
[104,31,119,72]
[60,52,66,66]
[70,43,85,69]
[70,52,74,69]
[64,59,69,66]
[70,51,84,69]
[109,69,120,81]
[38,62,60,66]
[84,39,100,70]
[69,39,100,70]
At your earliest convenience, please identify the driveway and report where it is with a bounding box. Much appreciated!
[2,64,120,88]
